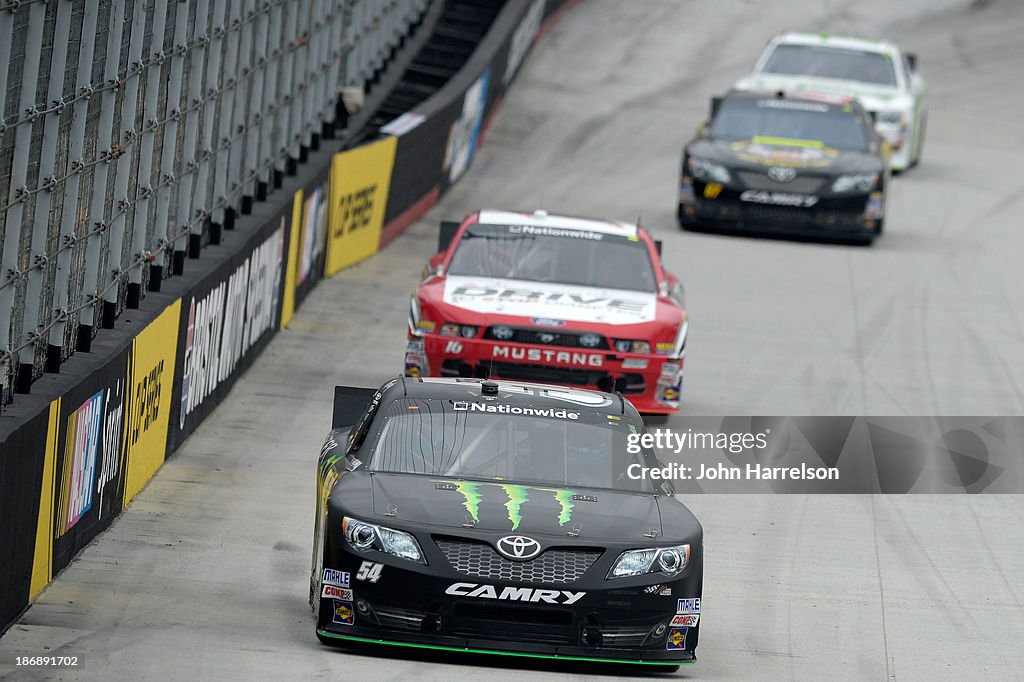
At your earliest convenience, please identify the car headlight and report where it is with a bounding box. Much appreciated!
[491,325,514,341]
[874,110,904,125]
[343,516,426,564]
[687,157,731,183]
[832,173,878,193]
[440,323,479,338]
[613,339,651,354]
[607,544,690,578]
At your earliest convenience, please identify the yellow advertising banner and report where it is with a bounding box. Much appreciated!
[30,398,61,598]
[325,136,398,276]
[281,189,304,329]
[123,299,181,506]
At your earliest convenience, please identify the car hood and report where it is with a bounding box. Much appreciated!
[688,137,882,174]
[368,473,665,540]
[433,275,661,326]
[737,73,904,110]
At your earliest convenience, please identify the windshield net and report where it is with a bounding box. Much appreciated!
[711,98,870,151]
[366,398,653,493]
[762,44,898,87]
[446,223,658,293]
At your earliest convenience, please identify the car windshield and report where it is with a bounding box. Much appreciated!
[446,223,658,293]
[365,397,655,493]
[762,44,898,87]
[710,98,870,151]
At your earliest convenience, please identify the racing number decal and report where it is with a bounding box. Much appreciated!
[356,561,383,583]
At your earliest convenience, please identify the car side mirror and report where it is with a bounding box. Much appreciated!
[438,221,460,253]
[906,53,917,71]
[710,96,723,120]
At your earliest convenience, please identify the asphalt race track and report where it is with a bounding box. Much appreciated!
[3,1,1024,679]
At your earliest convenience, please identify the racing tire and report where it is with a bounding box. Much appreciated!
[911,114,927,168]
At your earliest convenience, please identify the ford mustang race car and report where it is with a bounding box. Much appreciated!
[735,32,927,172]
[679,90,891,243]
[404,209,688,414]
[311,377,704,668]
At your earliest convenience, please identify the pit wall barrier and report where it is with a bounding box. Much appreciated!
[0,0,577,633]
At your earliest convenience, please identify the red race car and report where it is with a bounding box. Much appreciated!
[404,209,688,414]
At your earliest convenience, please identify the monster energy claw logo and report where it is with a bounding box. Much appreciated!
[438,482,577,529]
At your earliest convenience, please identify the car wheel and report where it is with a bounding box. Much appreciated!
[912,114,927,167]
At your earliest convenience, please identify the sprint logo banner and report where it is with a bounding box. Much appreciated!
[326,137,397,275]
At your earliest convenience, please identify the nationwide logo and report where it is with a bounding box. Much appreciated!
[452,401,581,419]
[446,582,585,605]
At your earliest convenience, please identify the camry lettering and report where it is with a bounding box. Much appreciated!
[492,346,603,367]
[739,190,818,207]
[446,582,586,605]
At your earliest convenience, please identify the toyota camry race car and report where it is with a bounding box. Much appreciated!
[311,377,704,668]
[679,90,891,243]
[735,32,927,171]
[404,209,688,414]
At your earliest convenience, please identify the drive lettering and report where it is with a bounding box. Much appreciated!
[451,286,646,313]
[446,582,586,605]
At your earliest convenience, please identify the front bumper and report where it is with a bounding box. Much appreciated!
[679,177,882,242]
[316,533,702,664]
[404,336,684,413]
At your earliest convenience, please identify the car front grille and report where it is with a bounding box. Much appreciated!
[737,171,826,193]
[435,537,602,583]
[450,602,576,645]
[483,326,610,350]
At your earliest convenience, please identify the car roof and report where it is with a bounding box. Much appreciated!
[381,376,629,412]
[772,31,901,57]
[476,209,640,239]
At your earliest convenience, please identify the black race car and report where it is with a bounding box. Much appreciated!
[311,377,704,668]
[678,90,891,243]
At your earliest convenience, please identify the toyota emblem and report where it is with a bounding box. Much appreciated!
[767,166,797,183]
[496,535,542,560]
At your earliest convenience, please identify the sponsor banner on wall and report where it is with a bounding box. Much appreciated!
[171,212,288,449]
[123,301,181,507]
[325,136,398,275]
[281,170,330,329]
[29,340,135,576]
[443,69,491,185]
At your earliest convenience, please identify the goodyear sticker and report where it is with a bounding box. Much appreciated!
[333,600,355,626]
[666,627,687,650]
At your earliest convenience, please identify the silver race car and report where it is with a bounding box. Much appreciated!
[735,32,927,172]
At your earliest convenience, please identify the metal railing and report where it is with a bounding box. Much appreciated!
[0,0,432,406]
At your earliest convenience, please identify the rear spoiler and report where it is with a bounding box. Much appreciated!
[332,386,377,429]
